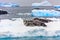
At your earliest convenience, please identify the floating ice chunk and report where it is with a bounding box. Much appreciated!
[54,5,60,10]
[54,5,60,8]
[0,3,19,7]
[32,10,60,17]
[32,1,52,7]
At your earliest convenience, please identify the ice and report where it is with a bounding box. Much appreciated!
[32,10,60,17]
[0,3,19,7]
[32,1,52,7]
[54,5,60,10]
[0,18,60,38]
[54,5,60,8]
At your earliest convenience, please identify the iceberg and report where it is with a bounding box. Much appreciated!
[32,1,52,7]
[32,10,60,17]
[54,5,60,10]
[0,3,19,7]
[54,5,60,8]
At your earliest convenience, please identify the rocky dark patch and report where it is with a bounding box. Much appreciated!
[23,18,52,27]
[0,10,8,15]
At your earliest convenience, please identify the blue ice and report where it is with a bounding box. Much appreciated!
[54,5,60,8]
[32,10,60,17]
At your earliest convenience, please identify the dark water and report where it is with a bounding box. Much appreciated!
[0,36,60,40]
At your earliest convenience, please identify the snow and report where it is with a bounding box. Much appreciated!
[0,18,60,37]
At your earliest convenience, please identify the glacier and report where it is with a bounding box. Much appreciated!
[0,18,60,38]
